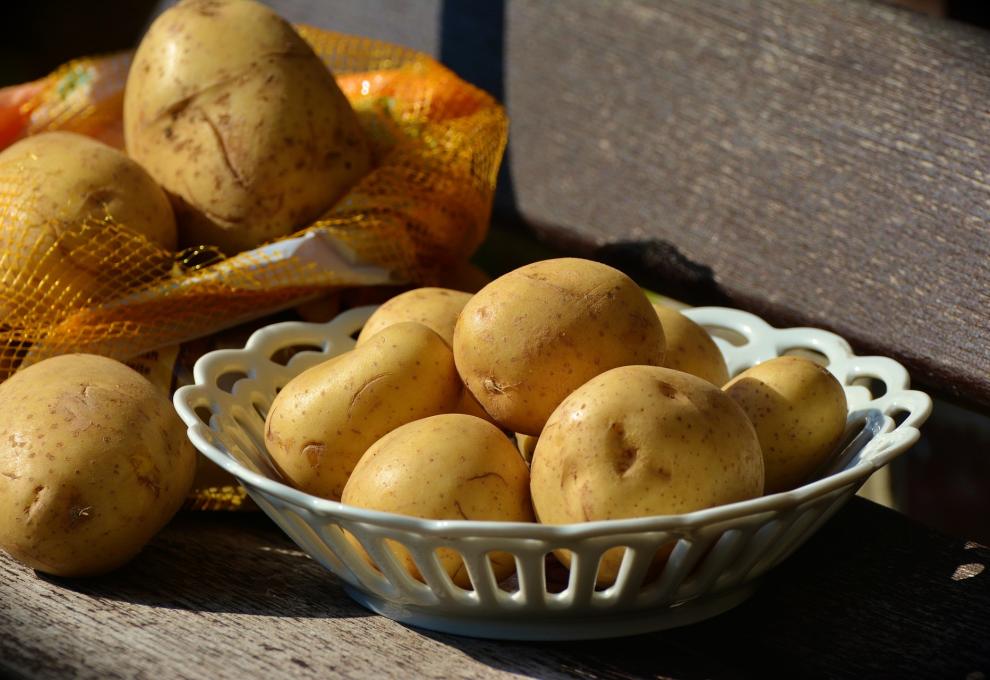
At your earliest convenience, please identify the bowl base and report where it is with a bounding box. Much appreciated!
[343,583,756,641]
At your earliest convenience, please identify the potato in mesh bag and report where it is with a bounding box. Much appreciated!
[0,131,176,326]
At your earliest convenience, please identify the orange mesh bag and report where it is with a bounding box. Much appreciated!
[0,28,507,378]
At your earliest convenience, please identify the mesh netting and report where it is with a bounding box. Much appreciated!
[0,27,507,379]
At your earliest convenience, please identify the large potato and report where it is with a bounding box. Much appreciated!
[0,131,176,322]
[454,258,664,435]
[356,287,472,347]
[342,414,533,588]
[0,354,195,577]
[124,0,371,253]
[531,365,763,585]
[654,304,729,386]
[264,322,461,500]
[724,356,848,493]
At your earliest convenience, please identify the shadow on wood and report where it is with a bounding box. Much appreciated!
[36,512,371,619]
[420,498,989,680]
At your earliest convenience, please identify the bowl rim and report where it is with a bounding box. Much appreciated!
[173,304,933,537]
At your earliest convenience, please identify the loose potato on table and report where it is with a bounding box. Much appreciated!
[724,356,848,494]
[654,304,729,387]
[264,322,461,500]
[356,287,472,347]
[0,354,195,577]
[0,131,176,322]
[454,258,664,435]
[124,0,371,253]
[342,414,533,588]
[530,365,764,586]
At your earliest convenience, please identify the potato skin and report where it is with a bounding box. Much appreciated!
[724,356,848,493]
[0,132,176,321]
[342,414,533,587]
[124,0,370,253]
[654,304,729,387]
[356,287,472,347]
[530,365,763,585]
[515,432,537,464]
[0,354,195,577]
[264,322,461,500]
[454,258,664,435]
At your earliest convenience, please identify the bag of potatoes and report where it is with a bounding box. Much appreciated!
[0,0,507,381]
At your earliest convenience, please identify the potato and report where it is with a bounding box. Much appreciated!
[342,414,533,588]
[0,354,195,577]
[454,258,664,435]
[356,287,472,347]
[0,131,176,322]
[530,365,763,585]
[124,0,370,253]
[264,322,461,500]
[515,432,537,464]
[724,356,848,493]
[455,385,498,426]
[654,304,729,387]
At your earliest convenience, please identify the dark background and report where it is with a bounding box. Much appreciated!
[3,0,990,87]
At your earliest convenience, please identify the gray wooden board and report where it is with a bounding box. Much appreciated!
[1,497,988,680]
[229,0,990,408]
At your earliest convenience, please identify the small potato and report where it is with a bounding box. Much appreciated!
[515,432,538,464]
[124,0,371,253]
[724,356,848,493]
[0,131,176,322]
[654,304,729,387]
[264,322,461,500]
[342,414,533,588]
[454,258,664,435]
[356,287,472,347]
[0,354,195,577]
[531,365,763,586]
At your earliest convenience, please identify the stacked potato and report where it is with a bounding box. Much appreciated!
[0,0,374,577]
[264,258,849,587]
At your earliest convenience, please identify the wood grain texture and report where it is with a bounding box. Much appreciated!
[2,497,987,680]
[501,0,990,406]
[250,0,990,406]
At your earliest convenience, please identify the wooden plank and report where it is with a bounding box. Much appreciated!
[500,0,990,407]
[250,0,990,408]
[2,497,987,679]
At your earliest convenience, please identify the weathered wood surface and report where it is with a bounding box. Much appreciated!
[235,0,990,408]
[2,497,987,680]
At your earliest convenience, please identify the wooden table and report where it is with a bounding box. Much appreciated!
[2,497,987,679]
[2,1,988,678]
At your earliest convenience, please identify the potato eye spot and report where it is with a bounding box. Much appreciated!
[302,442,325,469]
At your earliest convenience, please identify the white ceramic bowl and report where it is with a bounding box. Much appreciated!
[173,305,932,640]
